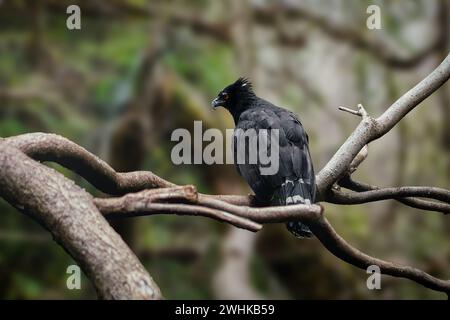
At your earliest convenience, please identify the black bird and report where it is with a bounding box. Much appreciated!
[212,78,316,238]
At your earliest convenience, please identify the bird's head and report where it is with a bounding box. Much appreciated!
[211,78,255,112]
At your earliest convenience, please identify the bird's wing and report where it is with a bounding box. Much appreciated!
[233,106,315,202]
[233,108,282,201]
[274,109,316,200]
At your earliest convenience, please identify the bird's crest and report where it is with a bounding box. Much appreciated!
[234,77,253,90]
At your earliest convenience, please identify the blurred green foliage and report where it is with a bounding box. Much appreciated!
[0,0,448,300]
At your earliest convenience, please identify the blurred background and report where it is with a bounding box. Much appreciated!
[0,0,449,299]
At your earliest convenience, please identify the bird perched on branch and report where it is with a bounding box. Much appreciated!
[212,78,316,238]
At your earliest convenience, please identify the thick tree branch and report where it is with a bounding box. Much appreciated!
[0,143,162,299]
[1,133,260,207]
[317,53,450,195]
[1,133,174,194]
[327,111,450,214]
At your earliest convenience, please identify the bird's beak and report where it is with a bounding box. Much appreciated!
[211,97,224,109]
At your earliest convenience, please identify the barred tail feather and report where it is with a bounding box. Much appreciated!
[274,178,315,238]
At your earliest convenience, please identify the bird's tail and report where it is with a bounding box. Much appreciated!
[273,178,315,238]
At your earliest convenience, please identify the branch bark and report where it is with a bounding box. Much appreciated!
[1,133,174,194]
[0,144,162,299]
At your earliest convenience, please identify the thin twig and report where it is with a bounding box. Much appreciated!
[338,104,369,118]
[329,187,450,208]
[338,176,450,214]
[338,106,362,117]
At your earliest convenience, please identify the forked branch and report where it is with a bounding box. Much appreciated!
[316,53,450,195]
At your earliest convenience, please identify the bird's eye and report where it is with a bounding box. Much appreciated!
[222,93,229,100]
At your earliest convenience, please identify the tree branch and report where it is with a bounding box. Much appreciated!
[338,176,450,214]
[1,133,260,206]
[0,143,162,299]
[94,187,263,232]
[94,186,324,231]
[1,133,174,194]
[197,194,323,223]
[309,216,450,294]
[316,53,450,195]
[328,186,450,206]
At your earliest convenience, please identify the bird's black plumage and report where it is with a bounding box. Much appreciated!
[212,78,316,238]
